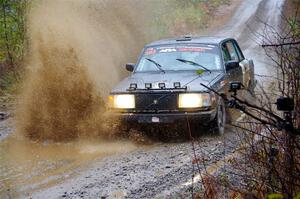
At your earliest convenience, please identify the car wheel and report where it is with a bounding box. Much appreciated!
[212,99,226,135]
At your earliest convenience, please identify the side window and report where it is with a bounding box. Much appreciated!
[222,44,230,62]
[232,41,244,61]
[225,41,239,61]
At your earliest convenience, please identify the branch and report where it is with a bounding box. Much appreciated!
[232,95,285,123]
[262,40,300,47]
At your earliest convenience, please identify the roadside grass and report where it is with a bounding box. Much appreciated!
[147,0,230,39]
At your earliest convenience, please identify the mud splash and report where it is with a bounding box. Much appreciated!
[16,0,156,141]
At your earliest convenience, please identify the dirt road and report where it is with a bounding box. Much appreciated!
[0,0,285,198]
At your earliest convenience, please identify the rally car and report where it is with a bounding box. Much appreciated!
[108,36,255,135]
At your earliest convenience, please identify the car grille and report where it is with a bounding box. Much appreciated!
[134,93,178,113]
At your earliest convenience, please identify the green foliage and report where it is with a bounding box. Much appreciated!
[266,193,284,199]
[0,0,28,93]
[0,0,27,62]
[289,18,300,37]
[295,192,300,199]
[219,172,229,185]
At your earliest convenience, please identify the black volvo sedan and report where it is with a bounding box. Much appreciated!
[108,36,255,135]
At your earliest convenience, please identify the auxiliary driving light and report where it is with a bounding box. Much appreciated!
[109,94,135,109]
[174,82,181,88]
[145,83,152,89]
[129,83,137,90]
[178,93,211,108]
[158,83,166,89]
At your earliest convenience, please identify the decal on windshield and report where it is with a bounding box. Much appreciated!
[159,48,177,53]
[144,48,157,55]
[178,47,213,52]
[144,45,215,55]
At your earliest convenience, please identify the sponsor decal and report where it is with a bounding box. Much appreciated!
[178,47,212,52]
[159,48,177,53]
[144,48,157,55]
[144,46,214,55]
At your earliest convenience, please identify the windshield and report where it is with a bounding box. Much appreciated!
[135,44,222,72]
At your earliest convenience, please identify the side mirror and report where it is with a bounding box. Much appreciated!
[225,60,240,71]
[125,63,135,72]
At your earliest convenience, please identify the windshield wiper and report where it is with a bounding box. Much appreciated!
[145,58,165,73]
[176,58,211,73]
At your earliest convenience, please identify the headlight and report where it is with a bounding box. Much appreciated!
[108,94,135,109]
[178,93,211,108]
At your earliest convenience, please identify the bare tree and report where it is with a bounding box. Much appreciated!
[189,5,300,199]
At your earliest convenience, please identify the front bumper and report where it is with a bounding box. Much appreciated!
[106,109,217,124]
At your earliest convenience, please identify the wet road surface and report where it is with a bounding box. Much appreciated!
[0,134,138,198]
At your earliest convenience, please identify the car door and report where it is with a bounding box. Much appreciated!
[222,40,243,83]
[233,40,255,90]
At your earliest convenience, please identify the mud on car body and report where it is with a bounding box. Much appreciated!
[108,36,255,135]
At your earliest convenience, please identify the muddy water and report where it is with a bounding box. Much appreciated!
[0,134,138,198]
[17,0,168,141]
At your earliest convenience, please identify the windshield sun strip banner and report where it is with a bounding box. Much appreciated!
[144,45,216,55]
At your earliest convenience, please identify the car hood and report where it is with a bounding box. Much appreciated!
[111,70,224,93]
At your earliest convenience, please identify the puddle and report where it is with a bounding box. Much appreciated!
[0,135,137,198]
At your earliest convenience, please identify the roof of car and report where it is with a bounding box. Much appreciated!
[145,36,233,47]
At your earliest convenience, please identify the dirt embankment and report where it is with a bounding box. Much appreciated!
[200,0,242,35]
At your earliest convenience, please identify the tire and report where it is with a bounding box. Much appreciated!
[211,99,226,135]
